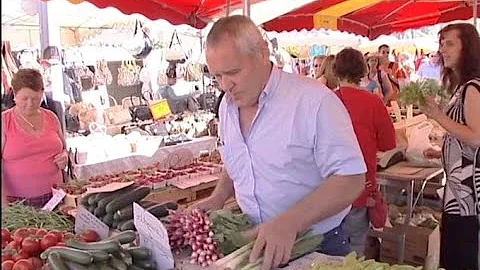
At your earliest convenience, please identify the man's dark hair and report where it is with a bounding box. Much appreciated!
[378,44,390,52]
[334,48,367,85]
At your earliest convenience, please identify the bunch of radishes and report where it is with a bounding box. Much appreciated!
[166,209,220,267]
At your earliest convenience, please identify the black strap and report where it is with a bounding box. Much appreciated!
[168,30,188,60]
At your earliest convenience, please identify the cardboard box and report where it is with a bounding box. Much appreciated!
[380,224,440,267]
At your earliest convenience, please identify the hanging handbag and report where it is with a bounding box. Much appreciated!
[104,95,132,125]
[165,30,187,62]
[125,20,154,59]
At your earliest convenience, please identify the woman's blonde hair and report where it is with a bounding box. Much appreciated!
[319,55,338,89]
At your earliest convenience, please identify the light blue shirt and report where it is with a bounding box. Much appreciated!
[218,67,367,234]
[417,62,441,80]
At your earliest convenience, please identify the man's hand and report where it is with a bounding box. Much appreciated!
[186,195,224,213]
[249,216,297,270]
[53,151,68,170]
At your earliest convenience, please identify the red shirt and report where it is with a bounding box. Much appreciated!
[336,87,396,208]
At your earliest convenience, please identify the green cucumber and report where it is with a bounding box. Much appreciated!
[66,239,121,253]
[125,247,151,260]
[94,207,107,217]
[95,263,115,270]
[145,204,169,218]
[48,252,69,270]
[109,255,128,270]
[114,249,133,266]
[88,193,99,205]
[88,250,110,262]
[102,213,115,227]
[112,220,120,229]
[88,205,96,213]
[119,220,136,231]
[81,193,95,206]
[106,231,137,245]
[97,185,138,208]
[65,260,90,270]
[105,187,151,213]
[132,260,155,270]
[41,247,94,265]
[126,265,146,270]
[115,201,156,221]
[163,201,178,210]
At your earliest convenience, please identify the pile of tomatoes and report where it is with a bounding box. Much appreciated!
[1,228,99,270]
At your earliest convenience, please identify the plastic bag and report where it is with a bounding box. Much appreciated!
[405,121,442,167]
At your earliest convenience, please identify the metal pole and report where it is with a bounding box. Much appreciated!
[226,0,231,16]
[243,0,251,18]
[474,0,478,29]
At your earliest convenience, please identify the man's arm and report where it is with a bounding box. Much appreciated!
[209,170,235,206]
[282,174,364,233]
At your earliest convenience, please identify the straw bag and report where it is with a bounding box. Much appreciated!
[185,63,204,82]
[165,30,187,62]
[104,96,132,126]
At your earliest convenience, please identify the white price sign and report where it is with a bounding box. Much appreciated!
[133,203,174,270]
[74,206,109,239]
[41,188,67,211]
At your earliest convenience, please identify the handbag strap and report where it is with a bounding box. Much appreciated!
[168,30,188,60]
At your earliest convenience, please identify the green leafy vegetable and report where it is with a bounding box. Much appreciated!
[400,79,448,106]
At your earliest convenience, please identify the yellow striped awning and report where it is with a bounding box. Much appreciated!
[313,0,384,30]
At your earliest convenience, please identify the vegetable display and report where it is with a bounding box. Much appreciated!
[2,202,73,232]
[39,231,155,270]
[80,186,178,231]
[399,79,448,107]
[1,227,99,270]
[311,252,436,270]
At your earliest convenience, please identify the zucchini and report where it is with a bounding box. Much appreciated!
[94,206,107,217]
[97,185,138,208]
[119,220,136,232]
[163,201,178,210]
[145,204,169,218]
[65,261,90,270]
[88,205,96,213]
[105,187,151,213]
[106,231,137,245]
[66,239,121,253]
[48,252,69,270]
[112,220,120,229]
[126,266,146,270]
[125,247,151,260]
[81,193,95,206]
[114,249,133,266]
[109,255,128,270]
[41,247,94,265]
[88,250,110,262]
[88,193,99,205]
[115,201,156,221]
[95,263,115,270]
[132,260,155,270]
[102,213,114,227]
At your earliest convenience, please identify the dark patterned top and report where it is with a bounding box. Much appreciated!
[442,79,480,216]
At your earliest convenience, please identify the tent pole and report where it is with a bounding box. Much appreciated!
[474,0,478,29]
[226,0,231,16]
[243,0,251,18]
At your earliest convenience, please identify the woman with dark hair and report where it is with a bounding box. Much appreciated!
[422,23,480,270]
[1,69,67,207]
[334,48,396,256]
[317,55,339,91]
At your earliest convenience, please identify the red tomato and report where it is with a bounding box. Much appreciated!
[1,229,11,242]
[12,230,28,246]
[25,230,36,236]
[2,241,8,249]
[33,230,47,238]
[2,260,15,270]
[5,241,19,251]
[20,238,40,255]
[12,259,33,270]
[53,242,65,247]
[11,251,29,262]
[39,235,57,251]
[27,258,42,270]
[1,254,13,263]
[45,231,62,243]
[61,233,74,242]
[78,230,98,243]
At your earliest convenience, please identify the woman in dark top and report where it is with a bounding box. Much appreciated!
[422,23,480,270]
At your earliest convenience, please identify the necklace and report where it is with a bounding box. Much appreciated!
[17,111,38,131]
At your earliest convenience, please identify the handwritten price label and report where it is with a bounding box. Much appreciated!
[41,188,66,211]
[133,203,174,269]
[74,206,109,239]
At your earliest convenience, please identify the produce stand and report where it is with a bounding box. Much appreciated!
[73,136,217,179]
[372,162,444,264]
[145,179,219,206]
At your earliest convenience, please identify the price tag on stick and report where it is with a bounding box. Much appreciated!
[75,206,109,240]
[133,203,174,269]
[41,188,67,211]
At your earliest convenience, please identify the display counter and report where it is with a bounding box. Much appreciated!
[72,136,217,179]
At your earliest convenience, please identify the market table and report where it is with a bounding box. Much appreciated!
[371,162,444,264]
[72,136,217,179]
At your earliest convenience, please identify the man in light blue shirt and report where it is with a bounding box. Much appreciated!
[190,15,367,270]
[417,52,441,81]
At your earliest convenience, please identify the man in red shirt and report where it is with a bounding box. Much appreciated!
[334,48,396,256]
